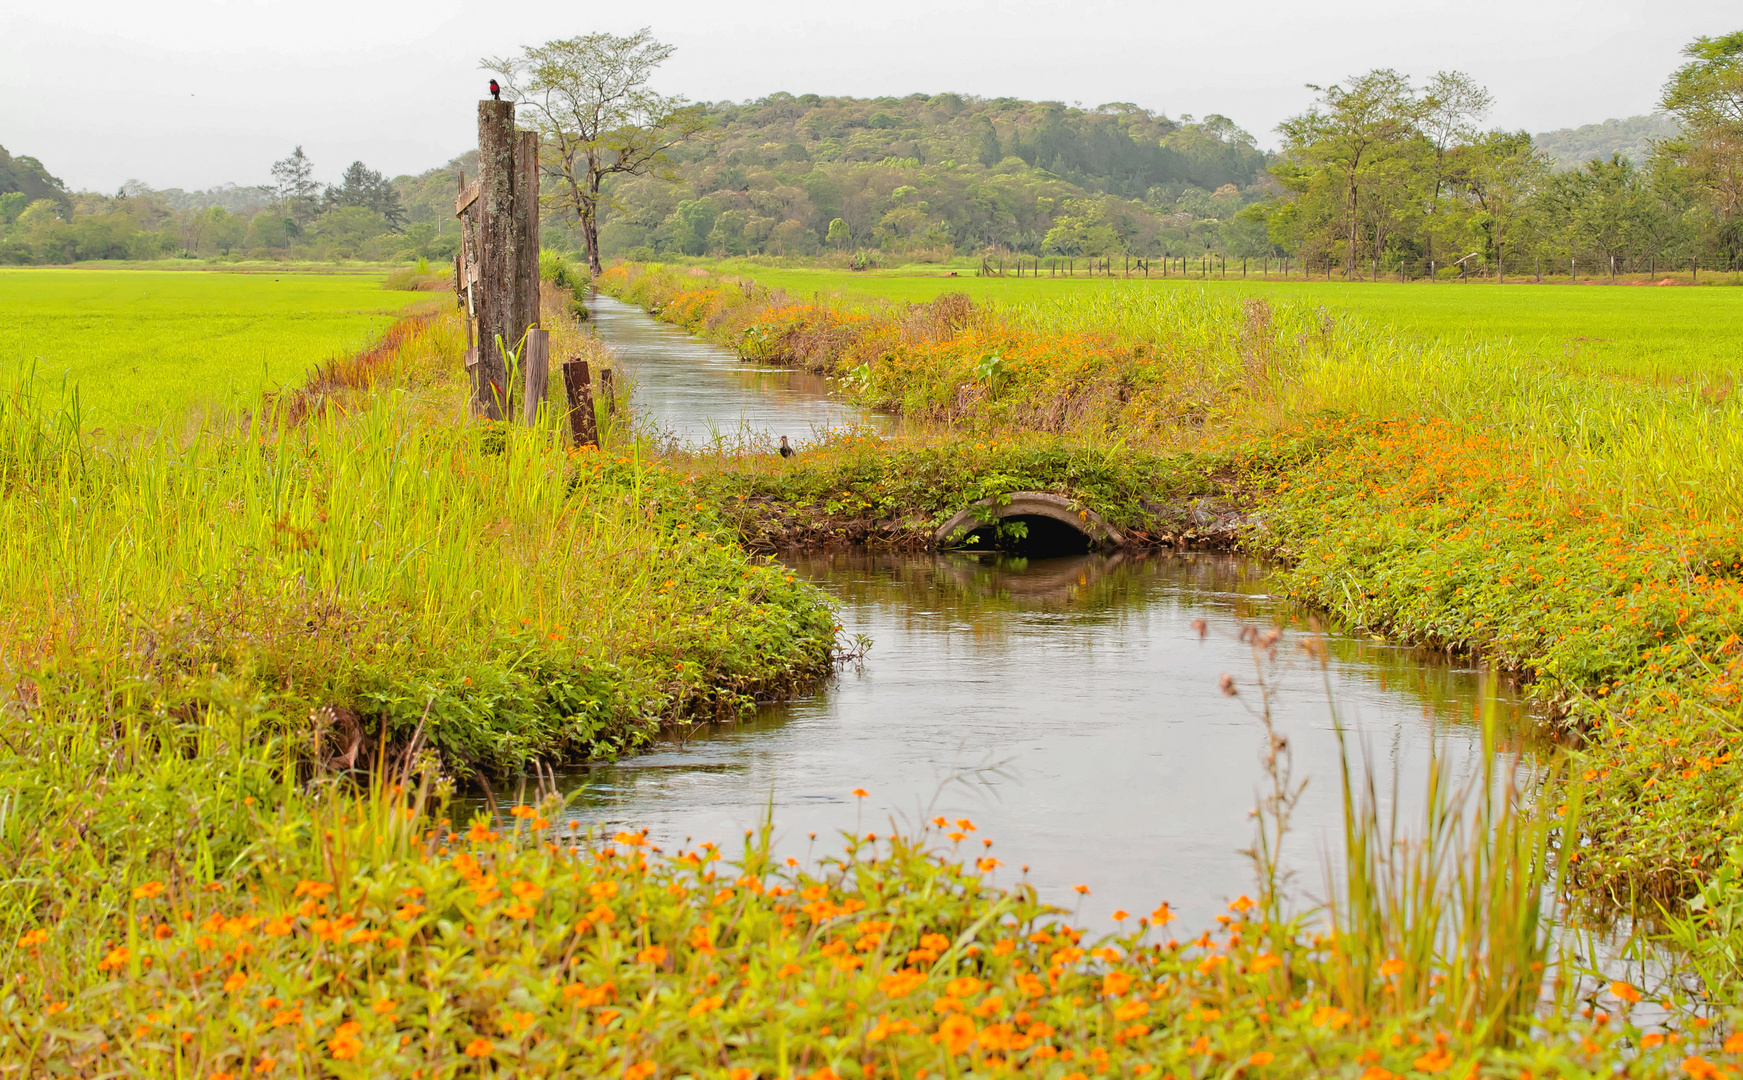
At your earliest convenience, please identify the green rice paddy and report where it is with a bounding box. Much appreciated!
[0,268,429,424]
[712,263,1743,381]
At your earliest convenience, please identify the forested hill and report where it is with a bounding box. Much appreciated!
[1531,114,1680,169]
[517,93,1275,261]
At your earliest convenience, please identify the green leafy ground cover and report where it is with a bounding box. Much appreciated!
[0,268,428,424]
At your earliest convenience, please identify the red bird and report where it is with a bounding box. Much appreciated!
[489,79,501,101]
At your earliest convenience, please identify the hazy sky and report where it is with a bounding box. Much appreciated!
[1,0,1731,193]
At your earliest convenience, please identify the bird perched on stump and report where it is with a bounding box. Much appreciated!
[778,436,794,458]
[489,79,501,101]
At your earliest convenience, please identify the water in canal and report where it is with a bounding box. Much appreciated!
[572,293,1527,931]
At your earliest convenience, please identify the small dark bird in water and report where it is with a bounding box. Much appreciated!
[489,79,501,101]
[778,436,794,458]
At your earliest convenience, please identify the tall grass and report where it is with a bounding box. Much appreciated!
[0,310,836,780]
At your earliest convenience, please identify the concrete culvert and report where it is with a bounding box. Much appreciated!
[935,492,1124,556]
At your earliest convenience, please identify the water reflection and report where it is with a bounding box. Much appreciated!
[559,551,1526,929]
[588,293,887,446]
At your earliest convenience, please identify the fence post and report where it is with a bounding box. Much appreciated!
[521,327,548,426]
[514,129,541,348]
[468,101,517,419]
[562,359,599,448]
[599,367,616,417]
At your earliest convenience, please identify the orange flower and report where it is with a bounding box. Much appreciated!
[1379,958,1406,977]
[1102,971,1133,997]
[852,788,869,797]
[223,972,248,992]
[1413,1046,1453,1072]
[1073,884,1090,895]
[463,1038,493,1057]
[1250,1051,1275,1066]
[17,929,47,948]
[1611,981,1644,1004]
[1150,903,1175,926]
[372,999,397,1015]
[932,1014,976,1055]
[688,994,724,1018]
[945,976,983,998]
[637,945,668,965]
[131,882,165,900]
[327,1034,361,1060]
[1683,1057,1724,1080]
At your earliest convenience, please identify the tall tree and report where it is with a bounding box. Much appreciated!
[1455,130,1547,275]
[270,147,320,225]
[482,29,710,274]
[323,161,406,231]
[1659,30,1743,264]
[1418,71,1493,267]
[1276,70,1424,273]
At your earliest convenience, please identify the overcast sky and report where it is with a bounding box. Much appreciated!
[1,0,1731,193]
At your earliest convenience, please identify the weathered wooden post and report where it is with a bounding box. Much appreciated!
[599,367,617,418]
[456,100,541,421]
[562,359,599,448]
[522,328,549,426]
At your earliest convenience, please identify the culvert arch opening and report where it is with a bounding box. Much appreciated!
[935,492,1124,557]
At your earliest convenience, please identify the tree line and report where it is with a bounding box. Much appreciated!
[0,146,420,264]
[1245,32,1743,277]
[4,28,1736,274]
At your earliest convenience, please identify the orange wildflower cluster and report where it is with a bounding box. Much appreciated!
[1254,414,1743,898]
[9,800,1736,1077]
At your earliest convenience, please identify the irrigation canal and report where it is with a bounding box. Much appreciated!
[565,294,1525,931]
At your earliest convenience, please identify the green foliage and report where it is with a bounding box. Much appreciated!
[578,96,1269,262]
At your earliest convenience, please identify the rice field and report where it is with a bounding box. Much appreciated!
[0,268,431,425]
[712,263,1743,382]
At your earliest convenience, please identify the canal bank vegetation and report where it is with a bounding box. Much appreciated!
[17,747,1730,1079]
[8,271,1743,1074]
[601,264,1743,910]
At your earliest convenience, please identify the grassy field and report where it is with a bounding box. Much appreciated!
[714,262,1743,381]
[0,268,430,424]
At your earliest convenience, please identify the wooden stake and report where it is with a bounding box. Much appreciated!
[522,328,548,426]
[599,367,617,417]
[562,359,598,448]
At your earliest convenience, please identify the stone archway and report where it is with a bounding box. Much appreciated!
[934,491,1125,551]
